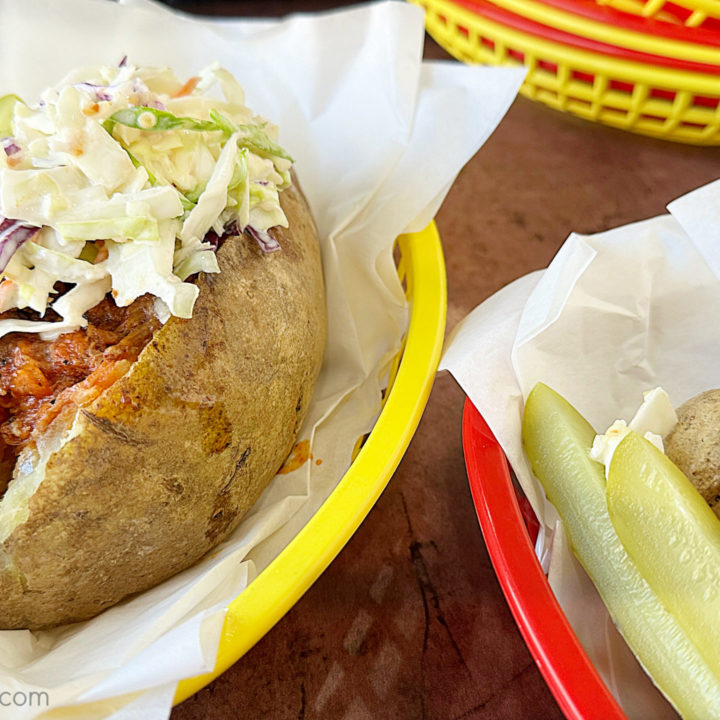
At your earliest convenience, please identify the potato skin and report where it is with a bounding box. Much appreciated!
[665,389,720,520]
[0,180,326,629]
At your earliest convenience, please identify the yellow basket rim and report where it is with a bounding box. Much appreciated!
[418,0,720,142]
[617,0,720,24]
[173,221,447,704]
[595,0,690,25]
[418,0,720,91]
[483,0,720,65]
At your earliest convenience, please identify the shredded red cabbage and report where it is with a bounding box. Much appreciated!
[205,223,238,252]
[205,223,281,254]
[246,226,281,253]
[1,138,20,156]
[0,218,39,272]
[73,83,113,103]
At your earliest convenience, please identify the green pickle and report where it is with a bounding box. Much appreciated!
[608,431,720,683]
[522,382,720,719]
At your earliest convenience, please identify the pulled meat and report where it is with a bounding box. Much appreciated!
[0,294,160,481]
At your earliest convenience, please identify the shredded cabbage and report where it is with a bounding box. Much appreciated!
[0,61,294,339]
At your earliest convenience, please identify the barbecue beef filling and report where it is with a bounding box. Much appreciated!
[0,294,161,495]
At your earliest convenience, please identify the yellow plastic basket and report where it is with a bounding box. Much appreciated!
[414,0,720,143]
[174,221,447,704]
[598,0,720,27]
[488,0,720,64]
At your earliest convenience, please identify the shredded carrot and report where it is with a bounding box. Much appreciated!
[172,76,200,98]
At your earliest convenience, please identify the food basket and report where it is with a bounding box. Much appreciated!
[477,0,720,64]
[461,397,628,720]
[538,0,720,40]
[174,221,447,703]
[597,0,720,28]
[412,0,720,143]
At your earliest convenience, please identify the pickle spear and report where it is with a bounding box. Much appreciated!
[523,382,720,718]
[608,430,720,683]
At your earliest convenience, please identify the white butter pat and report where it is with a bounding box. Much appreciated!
[590,387,678,477]
[629,386,679,438]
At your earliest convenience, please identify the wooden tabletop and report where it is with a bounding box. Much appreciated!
[167,2,720,718]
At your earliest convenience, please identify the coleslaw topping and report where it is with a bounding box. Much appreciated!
[0,61,293,340]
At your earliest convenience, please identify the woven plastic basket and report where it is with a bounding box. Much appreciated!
[462,399,629,720]
[414,0,720,143]
[174,222,447,704]
[598,0,720,28]
[480,0,720,63]
[541,0,720,41]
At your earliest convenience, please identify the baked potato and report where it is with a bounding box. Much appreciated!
[664,389,720,520]
[0,63,326,628]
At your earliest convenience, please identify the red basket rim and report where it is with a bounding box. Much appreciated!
[461,398,628,720]
[451,0,720,74]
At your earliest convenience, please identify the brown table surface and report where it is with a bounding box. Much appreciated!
[165,2,720,718]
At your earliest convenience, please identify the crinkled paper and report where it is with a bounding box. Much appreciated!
[442,179,720,719]
[0,1,524,717]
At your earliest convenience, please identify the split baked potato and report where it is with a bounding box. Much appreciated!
[0,63,326,629]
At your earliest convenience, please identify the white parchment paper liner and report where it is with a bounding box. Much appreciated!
[442,178,720,719]
[0,1,524,718]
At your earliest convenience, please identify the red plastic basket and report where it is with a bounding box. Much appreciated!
[461,398,627,720]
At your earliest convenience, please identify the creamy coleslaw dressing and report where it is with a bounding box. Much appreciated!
[0,61,293,339]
